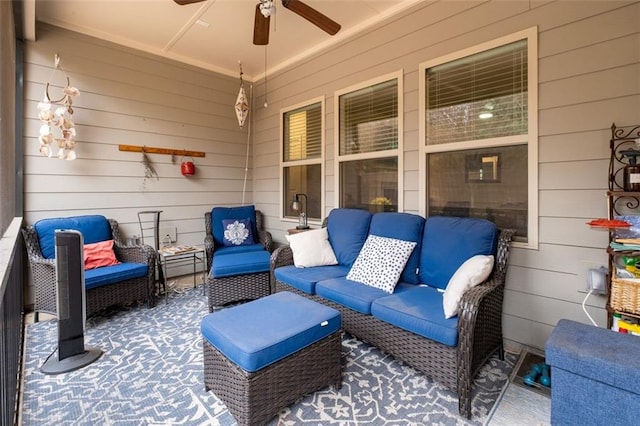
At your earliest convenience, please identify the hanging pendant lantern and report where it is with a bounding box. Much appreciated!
[235,63,249,128]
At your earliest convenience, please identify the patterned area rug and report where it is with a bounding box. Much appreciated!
[21,288,515,425]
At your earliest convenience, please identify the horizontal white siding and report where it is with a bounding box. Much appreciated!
[23,23,252,295]
[251,0,640,349]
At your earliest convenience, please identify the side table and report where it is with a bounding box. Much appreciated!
[158,246,207,301]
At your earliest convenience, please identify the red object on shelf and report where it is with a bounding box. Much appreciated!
[587,218,631,228]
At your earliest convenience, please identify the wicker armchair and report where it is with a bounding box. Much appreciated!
[22,216,157,321]
[204,207,274,310]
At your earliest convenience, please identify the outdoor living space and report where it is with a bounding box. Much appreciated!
[2,0,640,425]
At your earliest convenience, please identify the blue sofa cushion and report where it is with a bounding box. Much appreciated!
[34,215,112,259]
[368,212,425,284]
[327,208,372,267]
[419,216,498,290]
[201,291,341,372]
[316,278,415,315]
[211,205,258,248]
[274,264,350,294]
[371,286,459,347]
[214,243,265,256]
[211,250,271,278]
[84,262,148,290]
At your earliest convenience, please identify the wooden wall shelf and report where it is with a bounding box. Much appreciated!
[118,144,205,158]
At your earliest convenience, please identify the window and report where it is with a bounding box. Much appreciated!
[281,98,323,222]
[336,72,403,213]
[420,27,538,247]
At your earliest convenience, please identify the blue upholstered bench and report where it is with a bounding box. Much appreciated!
[546,319,640,425]
[201,291,342,425]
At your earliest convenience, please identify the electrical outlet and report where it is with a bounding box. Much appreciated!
[587,266,608,295]
[158,227,177,243]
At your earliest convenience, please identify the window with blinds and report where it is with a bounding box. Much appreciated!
[426,39,528,145]
[281,99,324,222]
[283,102,322,161]
[420,27,537,246]
[339,79,398,155]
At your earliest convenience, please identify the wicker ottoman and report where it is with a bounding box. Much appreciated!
[207,250,272,311]
[201,291,342,425]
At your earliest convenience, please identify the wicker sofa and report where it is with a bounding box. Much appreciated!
[271,208,515,418]
[22,214,157,321]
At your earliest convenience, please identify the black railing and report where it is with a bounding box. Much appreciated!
[0,218,24,426]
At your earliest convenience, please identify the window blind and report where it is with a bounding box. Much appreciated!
[426,39,528,145]
[283,102,322,161]
[339,79,398,155]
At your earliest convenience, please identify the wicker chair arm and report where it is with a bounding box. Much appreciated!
[258,230,273,253]
[269,245,294,293]
[204,234,214,271]
[113,243,155,265]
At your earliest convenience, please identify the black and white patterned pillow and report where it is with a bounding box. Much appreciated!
[346,234,417,293]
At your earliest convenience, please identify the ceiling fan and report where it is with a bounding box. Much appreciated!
[174,0,341,45]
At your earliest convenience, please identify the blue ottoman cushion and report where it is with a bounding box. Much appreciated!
[201,291,341,372]
[211,250,271,278]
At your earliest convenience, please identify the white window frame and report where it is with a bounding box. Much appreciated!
[418,27,538,249]
[334,70,404,212]
[280,96,325,226]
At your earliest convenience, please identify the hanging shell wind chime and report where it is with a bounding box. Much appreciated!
[37,54,80,160]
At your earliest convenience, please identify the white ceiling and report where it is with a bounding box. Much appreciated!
[29,0,422,80]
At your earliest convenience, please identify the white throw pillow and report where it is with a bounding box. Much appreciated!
[346,234,417,293]
[442,255,495,319]
[285,228,338,268]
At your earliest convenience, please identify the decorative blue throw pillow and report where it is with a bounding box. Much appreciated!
[222,218,254,246]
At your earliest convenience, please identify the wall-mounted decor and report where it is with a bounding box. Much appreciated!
[466,153,500,183]
[37,54,80,160]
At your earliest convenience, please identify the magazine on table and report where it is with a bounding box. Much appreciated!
[159,245,197,255]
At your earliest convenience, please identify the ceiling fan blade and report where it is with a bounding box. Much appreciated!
[281,0,341,36]
[253,3,271,45]
[173,0,206,5]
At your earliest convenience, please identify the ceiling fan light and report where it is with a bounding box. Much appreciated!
[260,1,274,18]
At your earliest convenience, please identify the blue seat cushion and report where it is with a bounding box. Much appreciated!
[211,205,258,248]
[84,262,148,290]
[419,216,498,290]
[211,250,271,278]
[369,212,425,285]
[214,243,265,256]
[201,291,341,372]
[316,278,415,315]
[327,208,372,267]
[371,286,459,347]
[34,215,112,259]
[274,264,350,294]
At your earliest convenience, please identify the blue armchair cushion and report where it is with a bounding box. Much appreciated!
[371,286,459,346]
[214,244,266,256]
[419,216,498,290]
[34,215,112,259]
[211,205,258,248]
[368,212,425,285]
[84,262,148,290]
[211,250,271,278]
[273,264,350,294]
[221,218,254,247]
[326,208,372,267]
[201,291,341,372]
